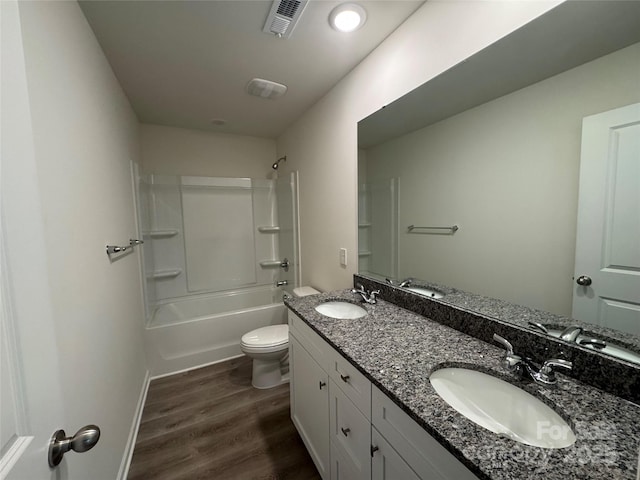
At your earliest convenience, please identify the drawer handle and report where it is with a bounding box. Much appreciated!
[341,427,351,437]
[319,381,326,390]
[370,445,379,457]
[340,374,350,383]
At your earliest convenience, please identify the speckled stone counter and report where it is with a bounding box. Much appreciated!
[355,275,640,405]
[285,290,640,480]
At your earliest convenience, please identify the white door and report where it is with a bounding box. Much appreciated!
[572,103,640,335]
[1,1,68,477]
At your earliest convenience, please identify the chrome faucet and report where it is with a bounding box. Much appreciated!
[493,334,572,386]
[559,325,583,342]
[352,283,380,304]
[578,337,607,349]
[398,278,414,288]
[528,322,548,334]
[276,280,288,287]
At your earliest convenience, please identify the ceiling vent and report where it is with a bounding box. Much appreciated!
[262,0,309,39]
[246,78,288,100]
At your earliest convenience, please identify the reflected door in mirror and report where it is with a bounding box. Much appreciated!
[573,103,640,335]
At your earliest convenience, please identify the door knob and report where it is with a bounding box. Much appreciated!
[576,275,592,286]
[280,258,289,272]
[48,425,100,467]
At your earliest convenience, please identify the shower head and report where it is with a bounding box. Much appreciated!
[272,156,287,170]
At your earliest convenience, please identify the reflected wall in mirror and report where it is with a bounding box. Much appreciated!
[357,2,640,356]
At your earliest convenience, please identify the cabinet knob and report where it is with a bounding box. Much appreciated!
[319,380,326,389]
[341,427,351,437]
[370,445,379,457]
[340,374,350,383]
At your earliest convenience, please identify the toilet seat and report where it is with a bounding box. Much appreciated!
[241,325,288,353]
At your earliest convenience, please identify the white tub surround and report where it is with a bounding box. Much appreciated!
[146,287,286,376]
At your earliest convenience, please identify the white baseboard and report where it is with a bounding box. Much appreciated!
[117,369,150,480]
[150,353,244,381]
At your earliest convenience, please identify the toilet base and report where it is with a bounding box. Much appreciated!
[251,357,290,389]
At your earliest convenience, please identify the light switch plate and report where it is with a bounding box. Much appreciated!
[339,248,347,266]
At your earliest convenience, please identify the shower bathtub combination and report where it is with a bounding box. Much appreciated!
[145,287,287,376]
[135,172,299,376]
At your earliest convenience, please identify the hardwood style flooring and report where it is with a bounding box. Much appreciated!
[128,356,321,480]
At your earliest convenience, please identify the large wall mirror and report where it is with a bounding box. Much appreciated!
[357,2,640,364]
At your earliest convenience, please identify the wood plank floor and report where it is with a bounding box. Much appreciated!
[128,356,321,480]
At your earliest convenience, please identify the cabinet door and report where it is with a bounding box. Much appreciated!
[329,379,371,479]
[372,386,479,480]
[290,335,330,479]
[331,441,362,480]
[372,427,421,480]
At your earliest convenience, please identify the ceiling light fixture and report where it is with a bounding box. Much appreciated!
[329,3,367,33]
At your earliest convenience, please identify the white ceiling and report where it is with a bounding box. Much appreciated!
[79,0,424,139]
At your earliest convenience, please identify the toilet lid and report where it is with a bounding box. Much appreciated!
[293,286,321,297]
[241,324,289,348]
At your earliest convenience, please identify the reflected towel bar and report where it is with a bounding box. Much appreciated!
[407,225,458,234]
[106,239,144,255]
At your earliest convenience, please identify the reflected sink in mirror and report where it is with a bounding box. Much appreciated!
[405,286,445,299]
[429,368,576,449]
[315,301,367,320]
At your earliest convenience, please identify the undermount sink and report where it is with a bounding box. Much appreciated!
[406,286,445,299]
[429,368,576,449]
[315,301,367,320]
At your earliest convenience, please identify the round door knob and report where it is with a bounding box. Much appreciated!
[576,275,592,286]
[48,425,100,467]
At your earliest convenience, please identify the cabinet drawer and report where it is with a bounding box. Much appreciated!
[288,310,331,370]
[328,349,371,418]
[329,379,371,480]
[372,386,479,480]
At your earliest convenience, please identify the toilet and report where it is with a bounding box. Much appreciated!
[240,286,320,389]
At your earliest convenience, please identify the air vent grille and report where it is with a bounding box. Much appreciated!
[246,78,288,100]
[270,16,291,36]
[276,0,300,18]
[263,0,308,39]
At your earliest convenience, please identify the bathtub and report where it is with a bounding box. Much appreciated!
[145,286,287,376]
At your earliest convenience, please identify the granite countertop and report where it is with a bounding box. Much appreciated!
[413,281,640,352]
[380,277,640,355]
[284,289,640,480]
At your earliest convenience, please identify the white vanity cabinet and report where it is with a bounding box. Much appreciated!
[371,386,479,480]
[288,310,479,480]
[289,315,331,479]
[289,310,372,479]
